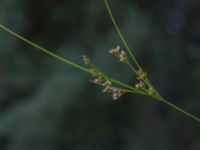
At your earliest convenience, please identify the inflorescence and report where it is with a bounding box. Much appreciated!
[82,54,126,100]
[82,46,159,100]
[0,0,198,124]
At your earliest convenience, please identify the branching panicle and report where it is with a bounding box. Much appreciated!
[0,0,200,124]
[82,54,126,100]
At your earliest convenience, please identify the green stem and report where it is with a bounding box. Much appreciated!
[0,24,91,74]
[104,0,141,69]
[126,62,137,74]
[158,97,200,123]
[108,77,149,96]
[0,24,144,94]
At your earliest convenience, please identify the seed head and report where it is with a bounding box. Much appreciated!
[102,80,112,86]
[111,89,125,100]
[109,46,129,63]
[135,81,145,89]
[109,45,121,56]
[82,55,91,65]
[112,93,122,100]
[103,86,113,93]
[101,81,125,100]
[137,68,147,80]
[119,50,128,62]
[91,76,103,84]
[87,60,126,100]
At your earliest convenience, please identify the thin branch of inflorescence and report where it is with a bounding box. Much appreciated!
[104,0,141,69]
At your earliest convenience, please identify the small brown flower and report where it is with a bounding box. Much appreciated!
[102,82,125,100]
[112,93,122,100]
[109,45,121,56]
[103,86,113,93]
[137,68,147,80]
[102,80,112,86]
[112,88,125,100]
[119,51,128,62]
[135,81,145,89]
[91,76,103,84]
[82,55,91,65]
[109,46,129,63]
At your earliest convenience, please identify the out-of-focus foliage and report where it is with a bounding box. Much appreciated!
[0,0,200,150]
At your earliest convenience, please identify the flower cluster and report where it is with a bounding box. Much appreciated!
[135,81,145,89]
[82,54,126,100]
[82,55,91,65]
[91,75,125,100]
[137,68,147,80]
[135,68,158,97]
[82,46,160,100]
[134,69,149,91]
[109,46,128,63]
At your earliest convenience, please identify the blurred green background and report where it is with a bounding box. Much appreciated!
[1,0,200,149]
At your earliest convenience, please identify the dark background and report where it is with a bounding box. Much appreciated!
[0,0,200,149]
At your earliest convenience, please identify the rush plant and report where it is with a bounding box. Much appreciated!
[0,0,200,123]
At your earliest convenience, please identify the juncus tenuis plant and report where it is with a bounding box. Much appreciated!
[0,0,200,124]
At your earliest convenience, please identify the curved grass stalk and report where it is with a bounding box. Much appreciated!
[0,24,143,95]
[104,0,141,69]
[0,24,91,74]
[158,97,200,123]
